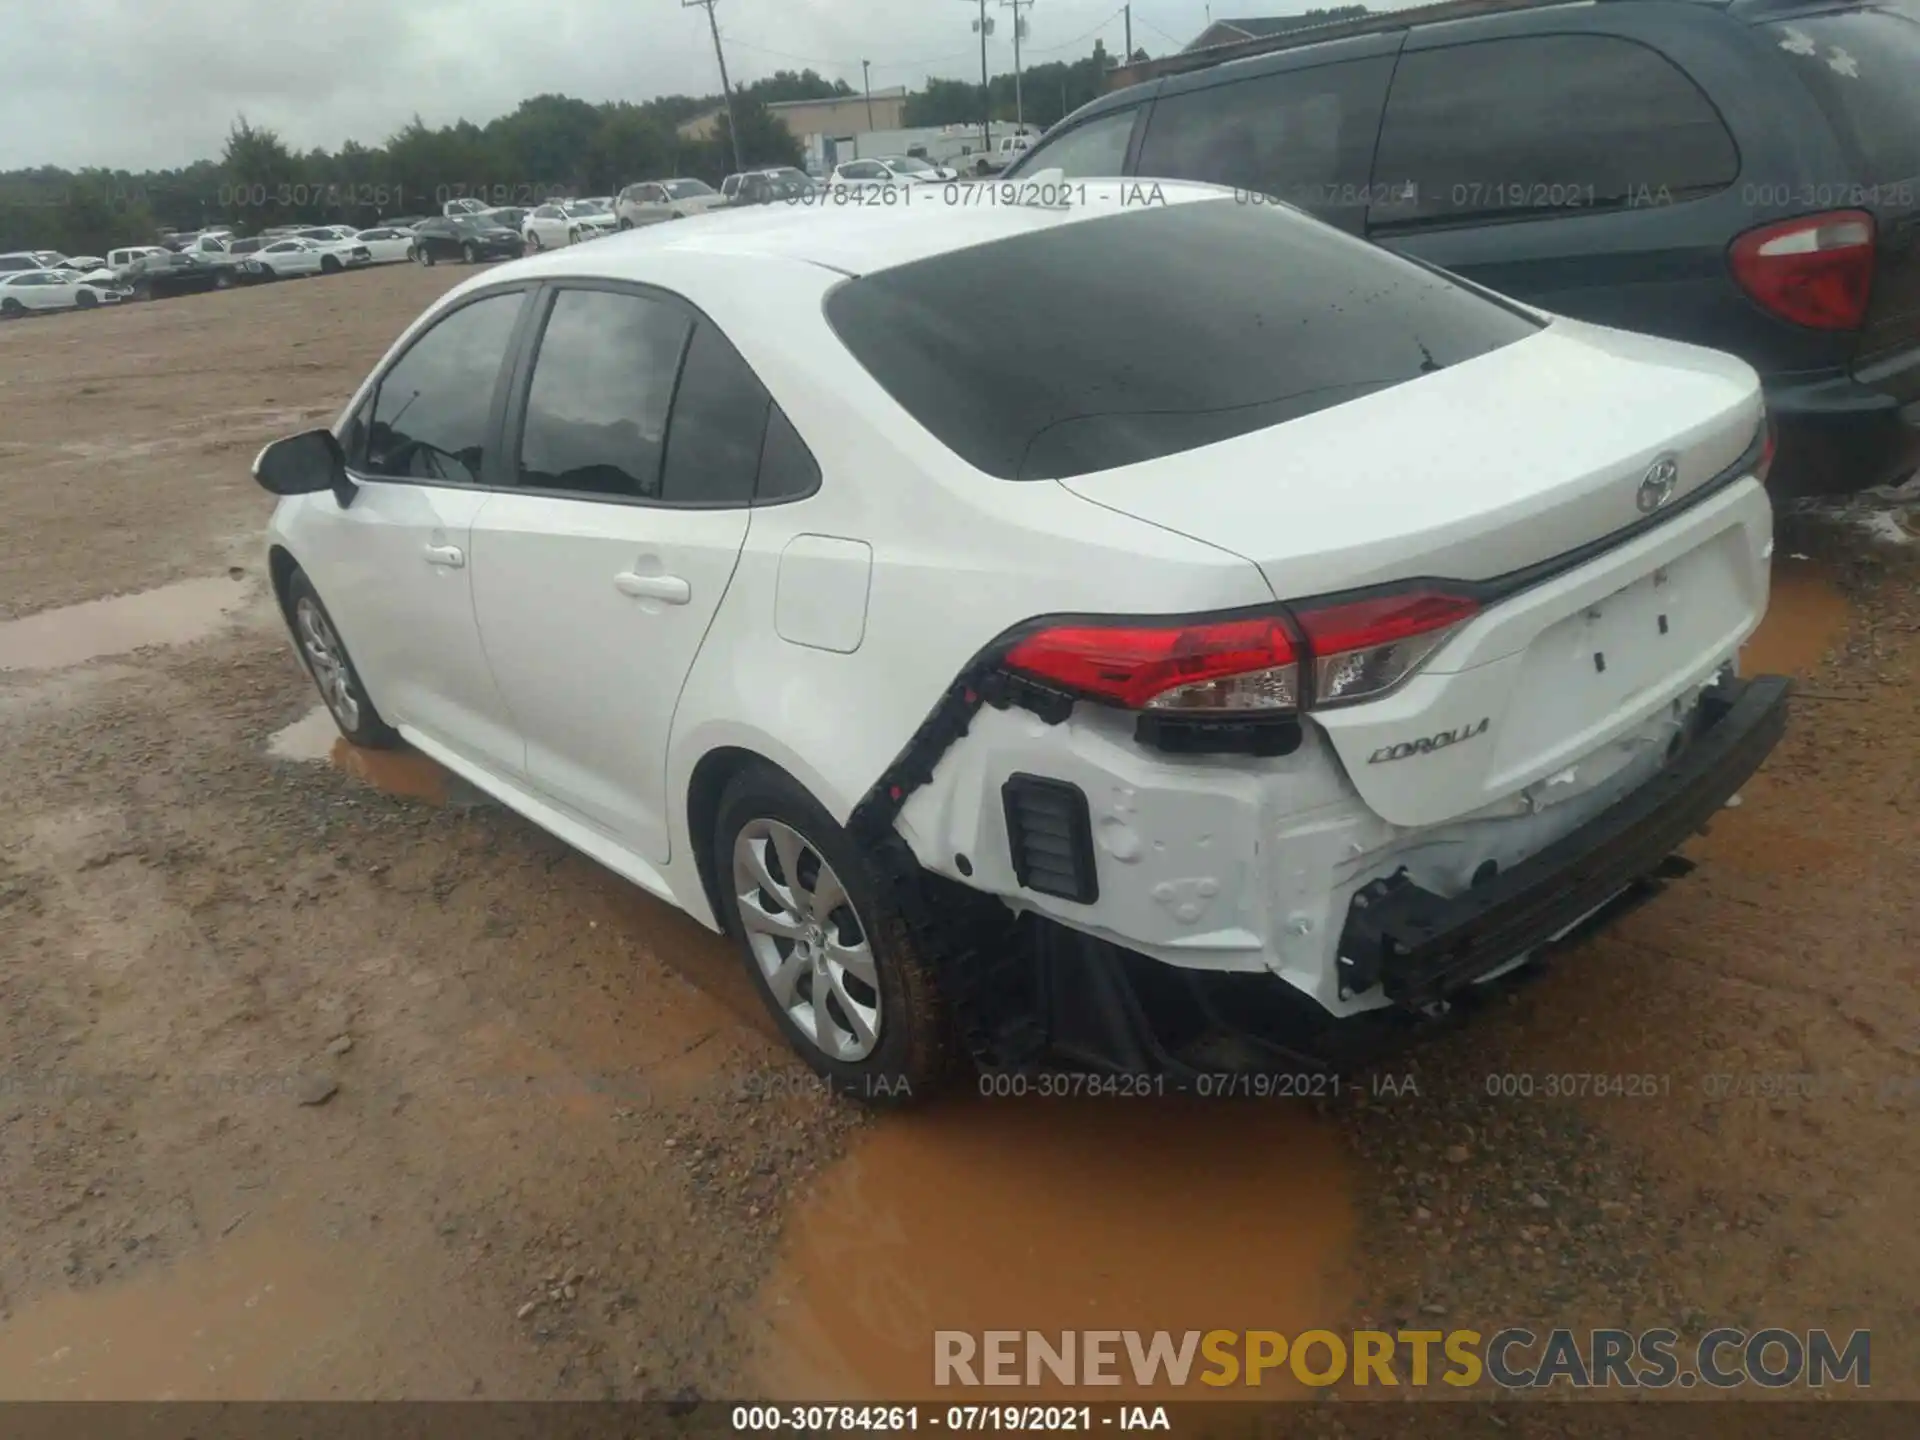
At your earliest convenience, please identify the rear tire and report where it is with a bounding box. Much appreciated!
[461,242,477,263]
[284,568,400,750]
[417,247,435,267]
[213,270,233,290]
[713,764,952,1105]
[617,218,631,231]
[0,298,23,318]
[527,230,543,251]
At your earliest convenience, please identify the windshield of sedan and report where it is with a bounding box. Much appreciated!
[883,157,937,176]
[824,198,1541,481]
[565,201,609,216]
[664,180,715,198]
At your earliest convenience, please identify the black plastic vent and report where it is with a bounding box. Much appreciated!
[1001,774,1099,904]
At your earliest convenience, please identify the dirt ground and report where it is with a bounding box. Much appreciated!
[0,268,1915,1408]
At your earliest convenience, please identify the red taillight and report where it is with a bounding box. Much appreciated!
[1293,590,1482,707]
[1001,588,1479,716]
[1729,210,1876,331]
[1002,615,1300,713]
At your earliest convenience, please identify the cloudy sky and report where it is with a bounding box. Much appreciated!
[3,0,1410,172]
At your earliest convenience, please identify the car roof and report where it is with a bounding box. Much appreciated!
[494,178,1229,281]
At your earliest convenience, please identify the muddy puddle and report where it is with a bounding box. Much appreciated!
[266,703,477,806]
[1745,555,1851,675]
[0,1206,379,1399]
[749,1096,1352,1400]
[0,575,252,672]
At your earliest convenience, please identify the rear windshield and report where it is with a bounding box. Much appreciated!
[823,199,1540,480]
[1765,7,1920,180]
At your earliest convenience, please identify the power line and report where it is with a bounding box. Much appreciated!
[683,0,743,173]
[1021,4,1127,52]
[1131,10,1186,45]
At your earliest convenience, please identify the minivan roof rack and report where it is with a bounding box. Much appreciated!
[1102,0,1717,89]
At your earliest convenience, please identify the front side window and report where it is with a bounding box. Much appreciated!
[516,289,691,499]
[1371,35,1739,227]
[356,292,526,484]
[1014,108,1138,179]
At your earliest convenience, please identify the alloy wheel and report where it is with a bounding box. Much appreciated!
[732,819,881,1062]
[294,597,361,732]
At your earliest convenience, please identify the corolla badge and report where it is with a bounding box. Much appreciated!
[1637,454,1680,514]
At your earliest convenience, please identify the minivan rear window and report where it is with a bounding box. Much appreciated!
[1765,8,1920,181]
[823,199,1540,481]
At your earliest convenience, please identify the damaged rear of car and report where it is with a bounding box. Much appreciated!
[816,195,1788,1080]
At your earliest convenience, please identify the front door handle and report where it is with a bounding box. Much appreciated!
[614,571,691,604]
[423,543,465,568]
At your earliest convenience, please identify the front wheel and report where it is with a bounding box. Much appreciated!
[527,231,544,251]
[0,298,23,318]
[567,228,580,245]
[462,242,477,263]
[617,218,631,231]
[417,246,435,267]
[285,568,399,750]
[213,270,233,289]
[405,245,417,263]
[714,764,952,1104]
[320,255,341,274]
[75,290,97,309]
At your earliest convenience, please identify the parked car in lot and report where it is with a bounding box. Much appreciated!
[482,207,529,234]
[877,154,957,184]
[251,183,1789,1097]
[1010,0,1920,497]
[0,251,49,273]
[251,236,372,277]
[442,198,493,218]
[827,159,902,192]
[107,245,170,278]
[354,227,419,264]
[973,132,1036,175]
[0,268,126,315]
[613,178,727,228]
[722,168,818,207]
[523,200,617,250]
[122,251,233,299]
[410,215,524,265]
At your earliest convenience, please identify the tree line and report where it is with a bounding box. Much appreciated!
[0,9,1372,257]
[0,70,838,256]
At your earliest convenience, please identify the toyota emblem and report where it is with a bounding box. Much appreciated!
[1637,454,1680,514]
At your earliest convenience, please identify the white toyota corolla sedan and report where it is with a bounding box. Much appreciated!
[253,180,1789,1101]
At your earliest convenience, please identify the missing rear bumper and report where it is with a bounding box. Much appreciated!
[1336,672,1790,1009]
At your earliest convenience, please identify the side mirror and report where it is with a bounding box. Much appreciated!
[251,427,356,508]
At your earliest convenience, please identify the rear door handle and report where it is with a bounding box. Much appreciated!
[614,571,691,604]
[423,543,465,568]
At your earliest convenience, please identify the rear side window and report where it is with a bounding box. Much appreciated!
[659,322,770,506]
[1135,59,1394,230]
[1371,35,1739,226]
[1764,8,1920,180]
[1016,108,1138,179]
[824,199,1539,481]
[756,406,821,502]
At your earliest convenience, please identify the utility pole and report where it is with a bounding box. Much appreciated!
[683,0,743,175]
[862,59,874,130]
[1124,3,1132,58]
[1001,0,1032,129]
[961,0,992,156]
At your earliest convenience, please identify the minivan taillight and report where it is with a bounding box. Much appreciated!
[1001,587,1479,717]
[1729,210,1876,331]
